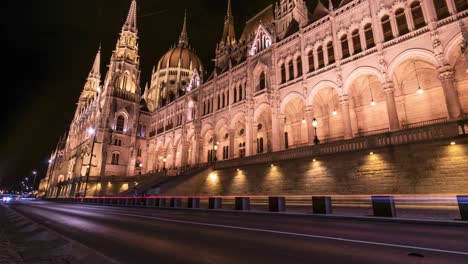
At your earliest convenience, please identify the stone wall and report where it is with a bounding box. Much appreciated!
[159,138,468,196]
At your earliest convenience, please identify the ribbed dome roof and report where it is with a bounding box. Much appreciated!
[159,46,203,71]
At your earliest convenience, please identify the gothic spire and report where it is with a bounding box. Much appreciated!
[178,10,189,47]
[89,45,101,79]
[122,0,138,33]
[222,0,236,46]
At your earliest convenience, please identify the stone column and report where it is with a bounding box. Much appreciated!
[438,68,463,119]
[271,108,282,151]
[339,95,354,139]
[180,142,188,167]
[383,82,401,131]
[229,129,235,159]
[305,108,315,145]
[245,117,253,156]
[406,9,415,31]
[193,132,200,164]
[279,114,286,149]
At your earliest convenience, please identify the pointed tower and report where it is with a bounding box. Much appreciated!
[179,10,189,48]
[221,0,236,46]
[73,46,101,121]
[215,0,238,71]
[97,0,143,178]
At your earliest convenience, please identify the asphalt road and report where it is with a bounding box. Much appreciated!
[6,201,468,264]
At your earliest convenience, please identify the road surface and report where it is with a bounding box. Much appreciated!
[6,201,468,264]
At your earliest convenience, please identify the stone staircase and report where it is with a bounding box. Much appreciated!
[118,164,211,196]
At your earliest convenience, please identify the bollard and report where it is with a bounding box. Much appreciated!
[235,197,250,210]
[188,197,200,209]
[155,198,167,207]
[146,198,155,207]
[372,196,396,217]
[269,197,286,212]
[170,198,182,208]
[208,197,222,209]
[457,195,468,221]
[312,196,333,214]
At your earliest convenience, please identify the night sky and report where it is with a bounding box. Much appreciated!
[1,0,320,188]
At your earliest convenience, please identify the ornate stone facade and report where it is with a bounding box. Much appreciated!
[45,0,468,197]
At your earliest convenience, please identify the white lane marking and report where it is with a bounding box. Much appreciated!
[23,202,468,256]
[100,211,468,257]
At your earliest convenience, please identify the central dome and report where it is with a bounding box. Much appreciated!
[158,46,203,71]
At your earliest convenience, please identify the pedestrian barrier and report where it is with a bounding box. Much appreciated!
[188,197,200,209]
[235,197,250,211]
[372,196,396,217]
[209,197,222,209]
[45,194,466,221]
[457,195,468,221]
[312,196,332,214]
[268,197,286,212]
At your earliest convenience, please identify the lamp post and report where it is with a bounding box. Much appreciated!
[213,144,218,162]
[32,171,37,193]
[138,163,143,175]
[45,159,53,198]
[83,127,97,198]
[312,118,320,145]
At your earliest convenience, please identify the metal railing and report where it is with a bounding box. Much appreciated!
[214,118,466,170]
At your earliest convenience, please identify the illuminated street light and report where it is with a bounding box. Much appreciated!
[83,127,97,198]
[312,118,320,145]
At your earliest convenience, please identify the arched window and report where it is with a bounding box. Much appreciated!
[233,87,237,103]
[259,71,266,90]
[434,0,450,20]
[411,2,426,29]
[326,42,335,65]
[239,86,243,100]
[217,95,221,110]
[351,30,362,54]
[288,60,294,80]
[381,15,393,41]
[222,93,225,108]
[455,0,468,12]
[308,50,315,72]
[111,153,120,165]
[317,46,325,69]
[284,132,289,149]
[116,115,125,132]
[341,35,350,59]
[364,24,375,49]
[296,57,303,76]
[395,9,409,35]
[280,64,286,83]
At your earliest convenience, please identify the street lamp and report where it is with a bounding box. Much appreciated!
[32,171,37,193]
[163,157,167,170]
[213,144,218,162]
[83,127,97,198]
[312,118,320,145]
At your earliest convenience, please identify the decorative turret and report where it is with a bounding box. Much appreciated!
[215,0,238,71]
[274,0,308,40]
[179,10,189,48]
[122,0,138,33]
[221,0,236,46]
[103,0,141,96]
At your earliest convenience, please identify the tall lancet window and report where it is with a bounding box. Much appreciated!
[259,72,266,90]
[411,2,426,29]
[395,9,409,35]
[116,115,125,132]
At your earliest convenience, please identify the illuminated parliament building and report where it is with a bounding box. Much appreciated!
[43,0,468,197]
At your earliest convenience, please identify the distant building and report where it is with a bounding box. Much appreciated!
[44,0,468,197]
